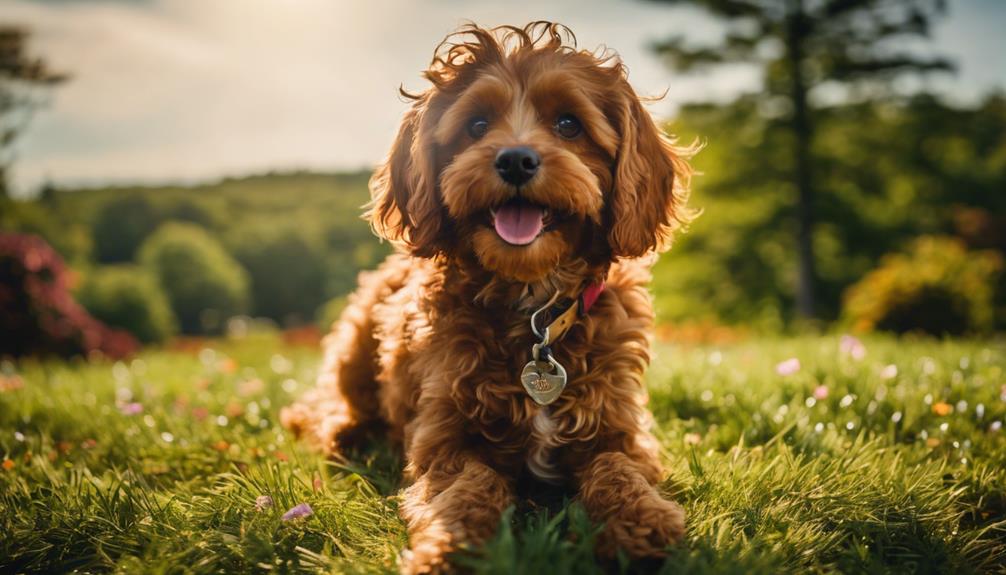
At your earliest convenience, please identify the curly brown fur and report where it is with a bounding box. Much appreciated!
[281,21,696,574]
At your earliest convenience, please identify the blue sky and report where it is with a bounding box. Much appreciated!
[5,0,1005,196]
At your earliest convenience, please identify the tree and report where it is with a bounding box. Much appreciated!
[0,26,67,197]
[647,0,953,319]
[651,92,1005,327]
[92,195,162,263]
[78,265,178,344]
[228,224,326,326]
[139,223,250,334]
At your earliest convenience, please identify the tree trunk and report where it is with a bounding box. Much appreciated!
[786,0,816,319]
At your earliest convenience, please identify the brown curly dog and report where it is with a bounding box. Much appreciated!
[282,21,694,574]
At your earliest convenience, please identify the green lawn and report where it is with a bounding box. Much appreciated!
[1,334,1004,574]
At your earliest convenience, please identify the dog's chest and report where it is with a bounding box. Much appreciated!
[526,409,565,483]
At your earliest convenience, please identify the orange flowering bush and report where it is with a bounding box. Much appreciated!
[843,235,1002,335]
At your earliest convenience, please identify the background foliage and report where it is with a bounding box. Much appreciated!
[653,93,1006,330]
[138,222,251,335]
[2,92,1003,339]
[77,265,177,344]
[2,171,391,338]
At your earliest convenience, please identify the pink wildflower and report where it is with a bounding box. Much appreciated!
[281,502,313,521]
[775,358,801,376]
[118,402,143,415]
[839,335,866,361]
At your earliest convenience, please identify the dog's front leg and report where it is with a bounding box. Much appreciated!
[399,453,513,574]
[576,448,685,558]
[399,457,512,574]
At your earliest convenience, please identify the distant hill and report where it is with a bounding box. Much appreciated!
[3,171,390,330]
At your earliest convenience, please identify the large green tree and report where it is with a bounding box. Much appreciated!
[648,0,952,319]
[0,26,67,197]
[652,92,1006,327]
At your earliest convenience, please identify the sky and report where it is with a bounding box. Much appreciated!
[4,0,1005,196]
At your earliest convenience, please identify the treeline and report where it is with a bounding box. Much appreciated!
[3,171,388,341]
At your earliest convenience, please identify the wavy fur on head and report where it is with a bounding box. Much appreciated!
[283,21,695,574]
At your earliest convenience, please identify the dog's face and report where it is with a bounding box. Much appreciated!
[369,23,690,282]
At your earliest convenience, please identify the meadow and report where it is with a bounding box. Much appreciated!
[2,333,1004,574]
[3,6,1004,573]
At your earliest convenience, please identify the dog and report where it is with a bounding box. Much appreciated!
[282,21,694,573]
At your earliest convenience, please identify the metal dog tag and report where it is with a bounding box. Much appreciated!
[520,357,567,405]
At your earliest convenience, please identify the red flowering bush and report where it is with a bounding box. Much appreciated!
[0,233,138,359]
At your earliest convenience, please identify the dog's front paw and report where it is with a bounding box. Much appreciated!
[280,392,366,457]
[398,521,454,575]
[599,491,685,558]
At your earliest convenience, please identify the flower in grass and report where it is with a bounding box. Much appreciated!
[281,502,313,521]
[839,335,866,361]
[775,358,801,376]
[0,375,24,392]
[813,385,829,400]
[255,495,274,511]
[2,459,13,471]
[313,476,323,492]
[880,364,898,380]
[218,358,238,374]
[212,440,230,452]
[239,378,265,397]
[118,402,143,415]
[684,433,702,446]
[192,407,209,421]
[932,402,953,416]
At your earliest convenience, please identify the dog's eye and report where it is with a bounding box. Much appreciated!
[467,116,489,139]
[554,114,582,139]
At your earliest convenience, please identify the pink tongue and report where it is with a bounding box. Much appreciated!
[493,202,544,245]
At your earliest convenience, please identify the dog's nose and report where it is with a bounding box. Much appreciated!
[495,147,540,187]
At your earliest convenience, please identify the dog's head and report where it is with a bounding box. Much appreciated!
[368,22,692,282]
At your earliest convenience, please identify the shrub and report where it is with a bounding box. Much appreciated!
[843,236,1002,336]
[0,233,138,359]
[92,195,163,263]
[228,225,326,326]
[139,223,250,334]
[78,266,177,343]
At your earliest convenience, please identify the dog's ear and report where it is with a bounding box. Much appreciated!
[607,82,690,258]
[367,99,447,258]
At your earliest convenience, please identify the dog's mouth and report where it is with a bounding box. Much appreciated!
[489,197,550,246]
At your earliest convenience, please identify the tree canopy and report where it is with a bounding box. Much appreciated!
[647,0,954,319]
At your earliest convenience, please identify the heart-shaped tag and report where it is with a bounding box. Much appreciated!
[520,358,567,405]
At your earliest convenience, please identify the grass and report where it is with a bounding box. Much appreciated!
[1,333,1005,573]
